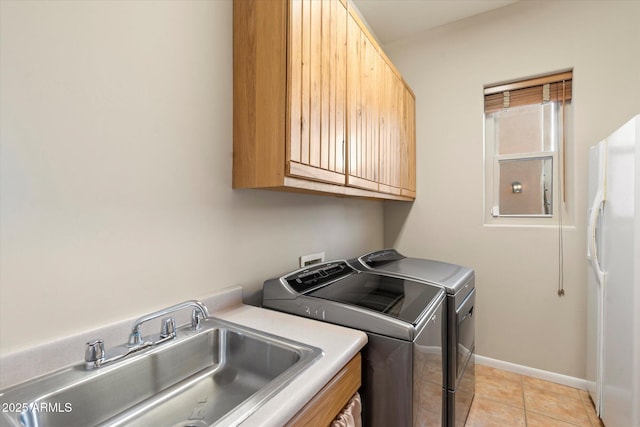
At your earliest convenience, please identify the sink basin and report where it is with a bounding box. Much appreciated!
[0,318,322,427]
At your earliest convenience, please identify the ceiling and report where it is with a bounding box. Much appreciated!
[351,0,519,45]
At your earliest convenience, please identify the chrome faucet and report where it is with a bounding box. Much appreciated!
[85,300,209,370]
[127,300,209,347]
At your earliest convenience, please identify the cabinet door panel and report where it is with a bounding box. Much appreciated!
[346,12,378,191]
[378,65,402,195]
[324,0,347,175]
[309,0,322,168]
[334,1,346,175]
[365,36,377,183]
[392,74,402,189]
[393,72,403,191]
[402,87,417,196]
[288,0,346,185]
[289,0,302,164]
[320,0,331,171]
[378,62,389,189]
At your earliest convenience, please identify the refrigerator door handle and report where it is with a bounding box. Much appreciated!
[588,199,606,286]
[587,141,607,287]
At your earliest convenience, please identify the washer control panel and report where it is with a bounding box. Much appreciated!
[285,262,353,293]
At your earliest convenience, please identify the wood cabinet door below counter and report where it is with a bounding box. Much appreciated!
[286,353,361,427]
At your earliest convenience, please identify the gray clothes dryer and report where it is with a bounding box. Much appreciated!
[262,261,446,427]
[348,249,475,427]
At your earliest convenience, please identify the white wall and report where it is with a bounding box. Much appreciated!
[384,0,640,378]
[0,0,384,357]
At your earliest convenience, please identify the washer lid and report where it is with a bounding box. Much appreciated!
[306,271,443,325]
[355,249,474,294]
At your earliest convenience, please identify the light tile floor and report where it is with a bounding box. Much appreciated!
[465,365,603,427]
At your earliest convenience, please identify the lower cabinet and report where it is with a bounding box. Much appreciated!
[286,353,362,427]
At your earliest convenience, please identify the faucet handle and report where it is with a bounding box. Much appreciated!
[85,339,105,368]
[191,308,205,330]
[160,317,176,339]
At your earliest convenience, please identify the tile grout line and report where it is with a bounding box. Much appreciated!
[474,366,596,427]
[579,392,596,427]
[521,375,528,427]
[521,375,591,427]
[579,394,592,427]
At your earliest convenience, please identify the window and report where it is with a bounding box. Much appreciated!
[484,71,572,224]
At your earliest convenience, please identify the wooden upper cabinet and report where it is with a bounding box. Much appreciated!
[233,0,288,189]
[346,11,379,192]
[401,86,417,197]
[233,0,415,201]
[288,0,347,185]
[378,63,403,195]
[345,6,408,197]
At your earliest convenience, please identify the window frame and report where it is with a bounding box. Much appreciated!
[483,70,573,227]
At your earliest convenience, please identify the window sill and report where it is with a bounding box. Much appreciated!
[482,223,576,230]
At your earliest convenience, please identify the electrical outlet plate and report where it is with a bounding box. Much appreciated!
[299,252,325,268]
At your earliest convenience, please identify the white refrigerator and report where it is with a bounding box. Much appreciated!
[587,114,640,427]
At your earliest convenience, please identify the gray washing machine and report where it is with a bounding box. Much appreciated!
[348,249,475,427]
[262,261,446,427]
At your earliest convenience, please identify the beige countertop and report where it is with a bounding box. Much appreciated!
[215,303,367,427]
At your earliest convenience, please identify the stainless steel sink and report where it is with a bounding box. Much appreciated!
[0,318,322,427]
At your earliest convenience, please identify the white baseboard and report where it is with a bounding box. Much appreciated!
[475,354,588,391]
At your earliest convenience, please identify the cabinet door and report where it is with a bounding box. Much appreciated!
[346,11,379,191]
[378,63,403,195]
[288,0,347,185]
[401,87,417,197]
